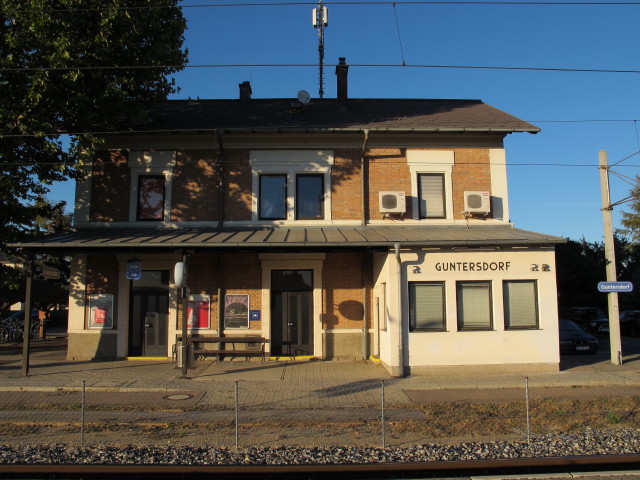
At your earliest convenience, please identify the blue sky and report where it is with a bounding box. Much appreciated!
[48,1,640,242]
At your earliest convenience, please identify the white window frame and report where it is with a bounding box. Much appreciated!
[408,150,454,220]
[128,151,175,223]
[456,280,493,331]
[409,281,447,331]
[250,150,334,223]
[503,280,539,330]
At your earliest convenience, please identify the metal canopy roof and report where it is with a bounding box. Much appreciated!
[10,225,565,253]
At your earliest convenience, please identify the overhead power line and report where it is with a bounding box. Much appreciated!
[28,1,640,12]
[2,63,639,74]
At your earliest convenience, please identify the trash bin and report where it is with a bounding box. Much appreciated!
[177,343,194,368]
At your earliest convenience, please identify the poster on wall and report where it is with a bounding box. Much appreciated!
[187,294,210,329]
[88,294,114,329]
[224,294,249,329]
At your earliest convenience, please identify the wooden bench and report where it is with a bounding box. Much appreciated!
[175,335,269,361]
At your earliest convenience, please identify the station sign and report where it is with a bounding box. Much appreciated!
[597,281,633,293]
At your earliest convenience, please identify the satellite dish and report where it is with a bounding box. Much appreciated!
[297,90,311,104]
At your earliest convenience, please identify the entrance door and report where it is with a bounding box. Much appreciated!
[129,271,169,357]
[271,270,313,356]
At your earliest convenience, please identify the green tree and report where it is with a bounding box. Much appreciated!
[0,0,188,255]
[619,175,640,243]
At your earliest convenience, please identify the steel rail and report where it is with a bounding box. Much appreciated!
[1,454,640,478]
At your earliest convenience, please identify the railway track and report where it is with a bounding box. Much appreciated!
[1,454,640,479]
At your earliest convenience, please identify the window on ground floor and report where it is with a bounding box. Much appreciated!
[503,280,539,329]
[409,282,446,331]
[457,281,492,330]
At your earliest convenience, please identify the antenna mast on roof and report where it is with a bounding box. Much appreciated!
[313,0,328,99]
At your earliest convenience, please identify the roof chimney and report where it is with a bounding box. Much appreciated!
[239,81,252,101]
[335,57,348,104]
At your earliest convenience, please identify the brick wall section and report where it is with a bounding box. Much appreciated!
[224,150,252,221]
[322,253,373,330]
[452,148,492,219]
[171,150,219,222]
[90,150,130,222]
[331,150,362,220]
[85,254,119,328]
[367,148,411,220]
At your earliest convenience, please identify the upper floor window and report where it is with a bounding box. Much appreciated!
[260,174,287,220]
[418,173,446,219]
[250,150,334,223]
[136,175,166,221]
[129,150,175,223]
[296,174,324,220]
[408,150,454,220]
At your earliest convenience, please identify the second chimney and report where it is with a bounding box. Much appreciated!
[239,81,252,101]
[335,57,348,104]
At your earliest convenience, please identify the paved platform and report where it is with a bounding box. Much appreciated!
[0,337,639,409]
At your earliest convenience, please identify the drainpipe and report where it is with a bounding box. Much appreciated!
[217,130,226,230]
[217,252,224,361]
[360,129,370,226]
[361,253,369,360]
[394,243,405,377]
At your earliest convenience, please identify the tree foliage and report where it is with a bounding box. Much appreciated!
[555,235,640,314]
[0,0,188,253]
[619,175,640,243]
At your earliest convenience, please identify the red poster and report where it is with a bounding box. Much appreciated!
[187,294,210,329]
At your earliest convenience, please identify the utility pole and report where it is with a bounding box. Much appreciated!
[313,0,328,99]
[599,150,623,365]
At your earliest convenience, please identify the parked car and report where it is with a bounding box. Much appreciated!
[559,319,599,354]
[564,307,609,334]
[620,310,640,337]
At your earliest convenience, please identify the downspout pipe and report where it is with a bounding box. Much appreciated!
[361,129,370,359]
[217,130,226,230]
[360,129,370,226]
[394,242,405,377]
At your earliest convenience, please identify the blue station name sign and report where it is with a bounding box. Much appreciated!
[597,281,633,293]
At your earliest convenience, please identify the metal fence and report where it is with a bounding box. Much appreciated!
[1,378,638,449]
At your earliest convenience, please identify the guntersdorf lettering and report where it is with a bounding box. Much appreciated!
[435,262,511,272]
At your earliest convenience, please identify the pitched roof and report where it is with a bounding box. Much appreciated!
[10,225,564,253]
[121,98,539,135]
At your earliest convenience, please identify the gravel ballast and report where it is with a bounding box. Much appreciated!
[1,427,639,465]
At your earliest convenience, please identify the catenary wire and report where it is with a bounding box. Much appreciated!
[2,63,640,73]
[26,1,640,13]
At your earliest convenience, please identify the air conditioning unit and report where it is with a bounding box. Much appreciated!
[379,191,406,214]
[464,191,490,214]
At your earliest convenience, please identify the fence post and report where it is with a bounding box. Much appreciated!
[235,381,239,449]
[381,380,386,449]
[81,380,86,448]
[525,376,530,445]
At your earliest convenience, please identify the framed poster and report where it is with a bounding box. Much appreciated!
[187,294,210,329]
[88,294,114,329]
[224,294,249,329]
